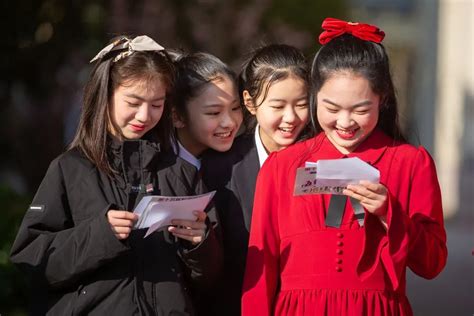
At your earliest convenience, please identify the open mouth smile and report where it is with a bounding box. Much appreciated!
[214,131,232,138]
[335,128,359,139]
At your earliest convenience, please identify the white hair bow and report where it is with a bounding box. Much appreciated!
[90,35,165,63]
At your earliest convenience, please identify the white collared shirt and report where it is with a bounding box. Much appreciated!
[254,124,269,167]
[172,140,201,170]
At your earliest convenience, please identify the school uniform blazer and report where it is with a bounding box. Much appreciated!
[202,134,260,316]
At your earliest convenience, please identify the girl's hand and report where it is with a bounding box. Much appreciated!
[343,181,388,226]
[168,211,207,245]
[107,210,139,240]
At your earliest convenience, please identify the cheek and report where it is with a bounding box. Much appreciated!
[191,117,215,136]
[111,104,130,124]
[316,108,332,127]
[357,112,379,129]
[260,107,283,125]
[297,108,310,123]
[257,112,277,129]
[234,110,244,125]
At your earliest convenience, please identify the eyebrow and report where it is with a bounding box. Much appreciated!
[202,99,239,108]
[124,93,166,102]
[268,96,308,103]
[322,98,372,108]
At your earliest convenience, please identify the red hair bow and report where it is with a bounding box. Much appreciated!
[318,17,385,45]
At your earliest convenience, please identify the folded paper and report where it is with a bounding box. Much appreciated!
[294,157,380,195]
[133,191,215,237]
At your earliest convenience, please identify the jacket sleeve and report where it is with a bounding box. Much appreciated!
[163,160,224,290]
[357,147,447,290]
[241,154,280,316]
[179,214,222,290]
[179,189,223,290]
[9,157,130,289]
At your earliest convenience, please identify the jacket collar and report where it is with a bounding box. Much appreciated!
[108,132,161,188]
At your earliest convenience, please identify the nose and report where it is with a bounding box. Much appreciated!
[282,106,297,123]
[337,112,355,128]
[220,110,239,129]
[135,104,150,122]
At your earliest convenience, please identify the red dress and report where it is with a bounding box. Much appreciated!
[241,130,447,316]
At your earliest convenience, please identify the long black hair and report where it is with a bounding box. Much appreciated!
[310,34,406,142]
[70,36,175,175]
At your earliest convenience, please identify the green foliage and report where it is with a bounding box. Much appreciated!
[0,186,30,314]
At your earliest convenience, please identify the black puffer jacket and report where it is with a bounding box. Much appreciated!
[10,138,222,316]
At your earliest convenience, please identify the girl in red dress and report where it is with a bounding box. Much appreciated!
[242,18,447,316]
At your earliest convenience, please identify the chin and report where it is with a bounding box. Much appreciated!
[279,136,299,146]
[212,144,232,153]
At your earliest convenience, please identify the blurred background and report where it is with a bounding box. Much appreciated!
[0,0,472,315]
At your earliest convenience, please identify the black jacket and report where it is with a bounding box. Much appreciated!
[10,138,222,316]
[201,134,260,316]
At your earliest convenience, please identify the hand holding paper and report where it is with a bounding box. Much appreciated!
[343,181,388,223]
[107,210,139,240]
[133,191,215,238]
[294,157,380,195]
[168,210,207,245]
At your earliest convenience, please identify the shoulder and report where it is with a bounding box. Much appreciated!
[257,138,312,180]
[205,134,255,163]
[266,136,319,167]
[158,149,196,175]
[233,133,256,154]
[382,140,439,179]
[157,150,200,194]
[201,134,256,186]
[49,148,96,176]
[388,141,435,163]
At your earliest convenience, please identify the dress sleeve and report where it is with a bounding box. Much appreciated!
[242,154,281,316]
[357,147,447,290]
[9,158,130,289]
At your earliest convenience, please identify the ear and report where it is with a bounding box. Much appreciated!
[243,90,257,115]
[171,108,185,128]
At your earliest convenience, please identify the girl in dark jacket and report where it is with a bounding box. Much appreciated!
[10,35,221,316]
[168,51,243,316]
[201,44,312,315]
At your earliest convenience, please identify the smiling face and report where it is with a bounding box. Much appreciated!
[245,75,309,153]
[316,72,380,154]
[174,76,242,156]
[109,78,167,140]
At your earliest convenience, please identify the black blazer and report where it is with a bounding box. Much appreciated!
[202,134,260,316]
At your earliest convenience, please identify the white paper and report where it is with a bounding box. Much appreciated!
[294,157,379,195]
[133,191,215,237]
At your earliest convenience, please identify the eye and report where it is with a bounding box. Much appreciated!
[205,111,220,116]
[126,101,140,107]
[325,107,338,113]
[232,105,242,111]
[354,109,370,115]
[152,103,164,109]
[296,103,309,108]
[270,105,284,110]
